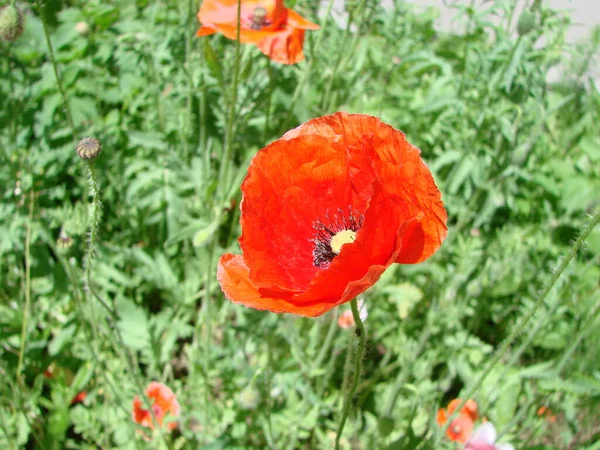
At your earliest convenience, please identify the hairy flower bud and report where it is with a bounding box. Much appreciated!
[76,137,102,160]
[517,10,536,36]
[0,5,23,42]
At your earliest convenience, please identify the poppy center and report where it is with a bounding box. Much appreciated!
[311,207,363,268]
[330,229,356,254]
[248,6,271,30]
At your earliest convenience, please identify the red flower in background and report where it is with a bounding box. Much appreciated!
[218,112,447,317]
[132,382,180,431]
[437,399,478,443]
[197,0,319,64]
[70,391,87,405]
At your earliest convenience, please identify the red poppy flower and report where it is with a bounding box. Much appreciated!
[537,406,557,423]
[197,0,319,64]
[217,112,447,317]
[132,382,180,431]
[70,391,87,405]
[437,399,478,443]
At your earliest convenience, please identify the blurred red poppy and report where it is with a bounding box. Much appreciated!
[437,399,478,443]
[70,391,87,405]
[132,382,180,431]
[218,112,447,317]
[197,0,319,64]
[537,406,557,423]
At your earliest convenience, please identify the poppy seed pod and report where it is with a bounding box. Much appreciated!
[76,137,102,160]
[0,5,23,42]
[517,10,536,36]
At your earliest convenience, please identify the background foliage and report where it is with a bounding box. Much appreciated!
[1,0,599,449]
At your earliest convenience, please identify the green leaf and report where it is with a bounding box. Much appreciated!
[116,298,150,351]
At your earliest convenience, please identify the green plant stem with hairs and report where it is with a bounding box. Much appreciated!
[16,190,34,385]
[437,209,600,444]
[217,0,243,202]
[335,297,367,450]
[193,0,243,434]
[82,163,175,450]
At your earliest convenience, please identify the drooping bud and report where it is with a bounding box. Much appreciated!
[517,10,536,36]
[0,5,23,42]
[76,137,102,160]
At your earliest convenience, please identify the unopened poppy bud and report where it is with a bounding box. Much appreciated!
[75,21,90,36]
[238,386,260,410]
[0,5,23,42]
[76,137,102,160]
[517,10,536,36]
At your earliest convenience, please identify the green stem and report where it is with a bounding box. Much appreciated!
[314,309,340,369]
[335,298,366,450]
[437,209,600,442]
[82,163,174,450]
[217,0,243,201]
[16,190,34,385]
[263,57,273,142]
[39,2,76,138]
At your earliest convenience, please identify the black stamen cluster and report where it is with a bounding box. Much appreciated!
[311,206,364,268]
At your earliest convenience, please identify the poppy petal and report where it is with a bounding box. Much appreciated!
[239,134,374,291]
[197,25,217,36]
[218,254,334,317]
[286,9,320,30]
[255,25,306,64]
[289,183,410,314]
[282,112,447,263]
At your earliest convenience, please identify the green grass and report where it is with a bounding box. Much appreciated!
[1,0,599,449]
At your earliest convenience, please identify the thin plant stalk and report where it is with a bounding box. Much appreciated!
[437,209,600,443]
[217,0,243,201]
[263,57,273,142]
[38,1,76,138]
[16,190,34,385]
[196,0,243,429]
[82,164,174,450]
[335,298,366,450]
[497,294,600,441]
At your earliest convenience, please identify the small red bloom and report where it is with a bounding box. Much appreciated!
[338,299,368,329]
[132,382,180,431]
[70,391,87,405]
[537,406,557,423]
[437,399,478,443]
[218,112,447,317]
[197,0,319,64]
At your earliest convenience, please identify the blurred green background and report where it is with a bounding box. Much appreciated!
[1,0,599,448]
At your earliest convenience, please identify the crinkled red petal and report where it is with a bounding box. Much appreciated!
[239,134,374,291]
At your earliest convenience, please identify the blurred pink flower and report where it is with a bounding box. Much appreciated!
[338,299,368,328]
[464,422,514,450]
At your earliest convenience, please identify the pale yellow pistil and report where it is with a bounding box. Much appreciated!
[330,230,357,254]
